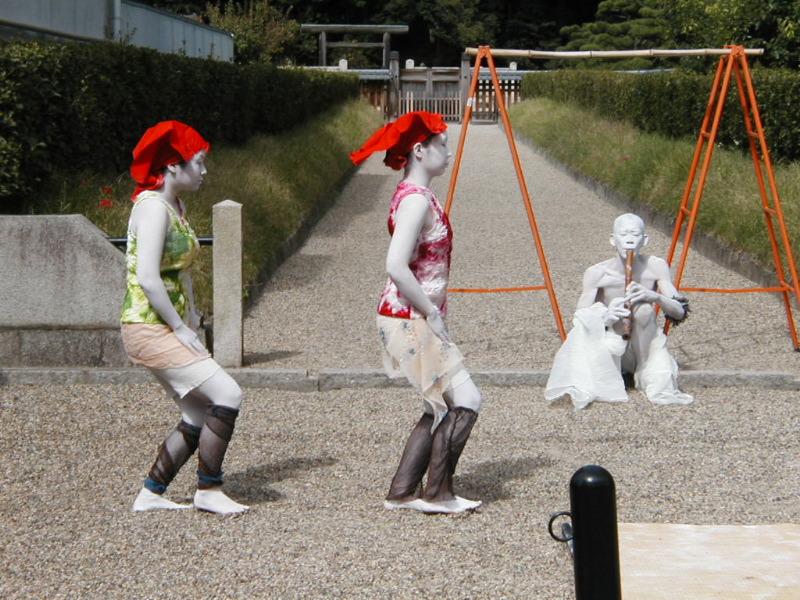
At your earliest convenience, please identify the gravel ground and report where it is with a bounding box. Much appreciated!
[244,122,800,374]
[1,383,798,599]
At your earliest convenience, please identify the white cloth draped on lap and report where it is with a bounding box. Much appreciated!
[545,302,693,409]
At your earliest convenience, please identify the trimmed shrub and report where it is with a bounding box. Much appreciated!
[0,40,358,207]
[521,69,800,163]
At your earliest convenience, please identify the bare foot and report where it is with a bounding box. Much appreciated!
[193,488,249,515]
[383,498,430,512]
[132,487,191,512]
[418,496,482,514]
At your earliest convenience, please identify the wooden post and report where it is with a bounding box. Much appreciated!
[382,31,391,68]
[389,50,400,118]
[319,31,326,66]
[459,53,471,123]
[425,67,434,98]
[212,200,243,367]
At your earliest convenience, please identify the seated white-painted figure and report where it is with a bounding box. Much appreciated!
[545,213,693,409]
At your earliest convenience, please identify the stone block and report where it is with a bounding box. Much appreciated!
[212,200,243,367]
[0,215,126,328]
[0,330,21,367]
[100,329,131,367]
[19,329,104,366]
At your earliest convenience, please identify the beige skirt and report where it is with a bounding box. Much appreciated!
[121,323,220,398]
[377,315,468,430]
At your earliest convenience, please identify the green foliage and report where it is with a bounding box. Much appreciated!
[205,0,299,64]
[521,68,800,162]
[0,40,358,209]
[267,0,600,66]
[661,0,800,69]
[558,0,671,69]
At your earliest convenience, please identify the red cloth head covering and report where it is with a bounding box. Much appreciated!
[130,120,210,200]
[350,111,447,170]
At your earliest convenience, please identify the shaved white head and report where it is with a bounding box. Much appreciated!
[613,213,645,235]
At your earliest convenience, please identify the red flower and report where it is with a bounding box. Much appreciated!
[101,185,114,195]
[99,198,114,208]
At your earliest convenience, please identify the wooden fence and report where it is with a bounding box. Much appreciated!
[305,53,527,122]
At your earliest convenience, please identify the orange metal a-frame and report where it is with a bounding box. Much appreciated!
[665,45,800,350]
[445,45,566,340]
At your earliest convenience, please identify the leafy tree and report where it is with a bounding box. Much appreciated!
[661,0,800,68]
[205,0,299,64]
[137,0,604,66]
[559,0,670,69]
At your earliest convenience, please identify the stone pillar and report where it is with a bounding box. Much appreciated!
[319,31,327,66]
[212,200,242,367]
[382,31,391,68]
[425,67,433,98]
[106,0,122,40]
[459,52,471,123]
[388,50,400,118]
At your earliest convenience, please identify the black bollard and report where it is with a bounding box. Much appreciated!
[570,465,622,600]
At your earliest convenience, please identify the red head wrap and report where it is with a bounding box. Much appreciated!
[350,111,447,170]
[130,120,210,200]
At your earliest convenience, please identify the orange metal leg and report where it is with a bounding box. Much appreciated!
[443,46,566,340]
[445,47,485,215]
[666,57,726,265]
[485,50,565,339]
[736,54,800,349]
[665,47,800,350]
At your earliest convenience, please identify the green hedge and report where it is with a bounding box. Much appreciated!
[521,69,800,163]
[0,40,358,206]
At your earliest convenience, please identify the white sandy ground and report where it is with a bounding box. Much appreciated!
[1,383,798,598]
[243,122,800,375]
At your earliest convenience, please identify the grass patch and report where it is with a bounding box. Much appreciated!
[509,98,800,272]
[32,99,383,315]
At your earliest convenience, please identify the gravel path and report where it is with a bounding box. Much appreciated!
[1,383,798,599]
[244,123,800,374]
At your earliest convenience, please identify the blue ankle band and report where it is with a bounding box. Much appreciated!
[144,478,167,494]
[197,470,224,487]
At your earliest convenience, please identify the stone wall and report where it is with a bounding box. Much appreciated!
[0,215,129,366]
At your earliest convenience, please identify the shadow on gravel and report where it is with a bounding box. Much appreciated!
[320,173,387,225]
[456,456,555,504]
[225,455,338,504]
[266,253,333,291]
[243,350,302,365]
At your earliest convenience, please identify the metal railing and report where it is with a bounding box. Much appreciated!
[107,236,213,247]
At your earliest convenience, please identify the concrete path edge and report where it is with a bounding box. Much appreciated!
[1,367,798,391]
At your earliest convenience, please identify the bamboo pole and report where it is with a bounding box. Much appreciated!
[464,47,764,59]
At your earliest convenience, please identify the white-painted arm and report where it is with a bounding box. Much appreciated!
[179,270,201,331]
[385,193,449,341]
[134,200,205,353]
[625,258,686,320]
[578,266,629,325]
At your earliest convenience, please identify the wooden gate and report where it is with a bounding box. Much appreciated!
[398,58,524,122]
[399,66,462,121]
[346,53,526,122]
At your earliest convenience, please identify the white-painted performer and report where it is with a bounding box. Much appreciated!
[545,213,693,409]
[351,111,483,514]
[122,121,248,514]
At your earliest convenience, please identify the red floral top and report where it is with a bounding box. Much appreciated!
[378,181,453,319]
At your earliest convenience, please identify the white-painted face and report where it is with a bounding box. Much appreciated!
[610,214,647,257]
[168,150,207,192]
[415,132,451,176]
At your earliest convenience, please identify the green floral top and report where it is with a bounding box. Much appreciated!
[120,191,200,324]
